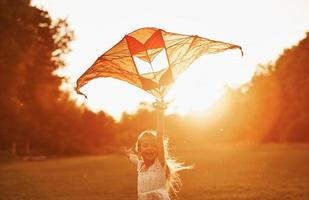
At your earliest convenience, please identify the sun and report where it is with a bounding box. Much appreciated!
[166,51,251,115]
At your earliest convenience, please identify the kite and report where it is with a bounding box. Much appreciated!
[76,27,243,102]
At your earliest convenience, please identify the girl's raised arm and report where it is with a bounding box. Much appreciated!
[155,102,166,167]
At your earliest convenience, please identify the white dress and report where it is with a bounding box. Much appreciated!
[130,155,170,200]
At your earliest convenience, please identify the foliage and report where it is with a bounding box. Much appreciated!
[0,0,117,156]
[216,32,309,142]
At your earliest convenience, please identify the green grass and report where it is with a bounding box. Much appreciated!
[0,144,308,200]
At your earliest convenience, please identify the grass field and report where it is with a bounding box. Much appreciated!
[0,144,308,200]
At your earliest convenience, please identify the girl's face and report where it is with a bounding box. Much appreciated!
[139,135,158,162]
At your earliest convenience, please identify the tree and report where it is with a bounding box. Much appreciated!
[0,0,118,155]
[224,32,309,142]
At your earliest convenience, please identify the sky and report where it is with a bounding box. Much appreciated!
[32,0,309,120]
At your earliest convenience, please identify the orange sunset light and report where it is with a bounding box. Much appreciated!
[32,0,309,120]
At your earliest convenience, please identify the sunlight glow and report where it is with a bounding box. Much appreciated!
[166,51,248,115]
[32,0,309,120]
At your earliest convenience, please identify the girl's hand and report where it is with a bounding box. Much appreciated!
[125,148,135,156]
[124,147,139,165]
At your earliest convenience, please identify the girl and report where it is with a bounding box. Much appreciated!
[127,103,191,200]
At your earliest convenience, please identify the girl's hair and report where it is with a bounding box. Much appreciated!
[135,130,192,196]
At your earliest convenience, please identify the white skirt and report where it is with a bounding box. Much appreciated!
[138,188,170,200]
